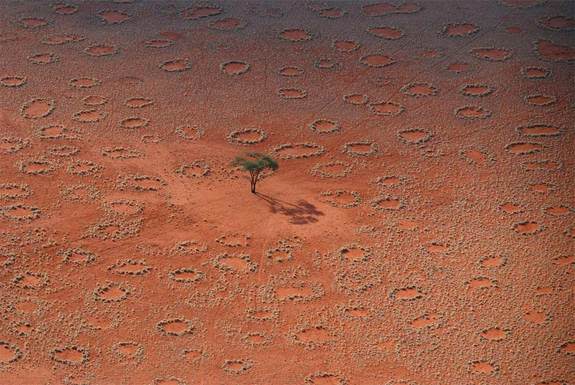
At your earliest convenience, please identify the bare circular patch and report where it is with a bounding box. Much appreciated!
[1,204,41,222]
[182,5,222,20]
[278,88,307,99]
[227,128,267,145]
[309,119,340,134]
[471,47,512,61]
[84,44,119,57]
[344,94,368,105]
[278,66,304,77]
[455,105,492,120]
[20,98,55,119]
[461,84,495,97]
[311,161,352,178]
[119,116,149,129]
[160,59,191,72]
[175,125,204,140]
[156,318,194,336]
[369,101,404,116]
[50,346,88,366]
[343,140,378,157]
[368,26,404,40]
[279,28,312,42]
[397,128,432,145]
[0,76,26,88]
[73,109,107,123]
[221,61,250,76]
[272,142,325,159]
[360,54,396,68]
[69,77,100,89]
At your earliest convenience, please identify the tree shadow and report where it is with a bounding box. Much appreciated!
[255,193,324,225]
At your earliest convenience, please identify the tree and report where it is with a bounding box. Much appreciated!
[232,152,278,193]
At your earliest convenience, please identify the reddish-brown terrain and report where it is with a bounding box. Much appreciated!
[0,1,573,384]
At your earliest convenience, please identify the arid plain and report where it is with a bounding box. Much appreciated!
[0,0,574,384]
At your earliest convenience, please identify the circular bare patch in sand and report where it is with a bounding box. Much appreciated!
[537,15,575,31]
[333,40,360,52]
[471,47,512,61]
[524,94,556,106]
[359,54,396,67]
[62,248,96,265]
[213,253,257,273]
[125,97,153,109]
[144,39,175,48]
[160,59,191,72]
[505,142,544,155]
[279,28,312,42]
[461,84,495,97]
[20,98,55,119]
[272,142,325,159]
[102,146,142,159]
[442,23,479,37]
[169,268,204,283]
[400,82,438,97]
[0,76,26,87]
[369,101,404,116]
[82,95,108,106]
[84,44,119,57]
[0,341,22,364]
[50,346,88,365]
[182,5,222,20]
[311,161,352,178]
[156,318,194,336]
[176,161,210,178]
[221,61,250,76]
[455,105,492,120]
[18,17,49,28]
[368,26,404,40]
[309,119,340,134]
[18,159,56,175]
[344,94,368,105]
[222,358,253,374]
[1,137,29,154]
[98,10,131,24]
[52,3,79,15]
[521,66,551,79]
[343,140,378,157]
[67,160,102,176]
[278,66,304,77]
[69,77,100,89]
[119,116,149,129]
[93,282,131,302]
[175,125,204,140]
[73,109,107,123]
[227,128,267,145]
[47,145,79,157]
[371,195,403,211]
[108,259,151,275]
[0,183,30,200]
[13,271,48,288]
[41,33,84,45]
[278,88,307,99]
[209,17,247,31]
[397,128,432,145]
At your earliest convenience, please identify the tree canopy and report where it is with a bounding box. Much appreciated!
[232,152,278,193]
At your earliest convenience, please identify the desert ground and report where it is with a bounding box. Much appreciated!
[0,0,573,384]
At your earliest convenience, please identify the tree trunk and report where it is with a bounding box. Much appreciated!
[250,171,258,193]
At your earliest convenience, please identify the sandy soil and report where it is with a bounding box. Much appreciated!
[0,0,573,384]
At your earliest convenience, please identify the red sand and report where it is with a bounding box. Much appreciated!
[0,1,573,384]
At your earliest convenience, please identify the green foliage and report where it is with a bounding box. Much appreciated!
[232,153,278,193]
